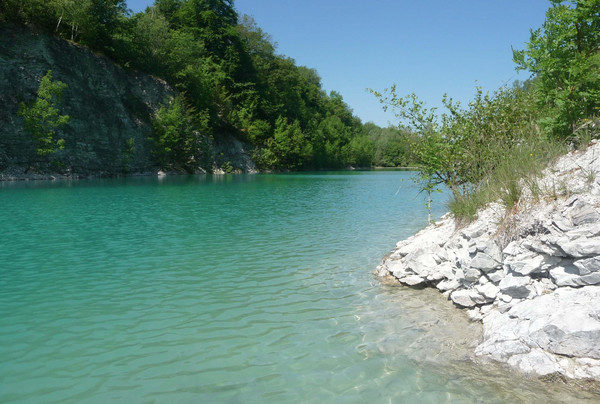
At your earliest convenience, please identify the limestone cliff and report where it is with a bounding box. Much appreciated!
[0,24,256,179]
[376,139,600,380]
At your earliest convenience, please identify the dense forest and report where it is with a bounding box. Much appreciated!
[0,0,415,172]
[3,0,595,202]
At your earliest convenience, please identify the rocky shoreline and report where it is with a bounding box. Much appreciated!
[376,140,600,380]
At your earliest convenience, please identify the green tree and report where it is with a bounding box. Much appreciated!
[263,116,309,169]
[345,134,373,168]
[52,0,91,41]
[81,0,128,53]
[18,70,70,156]
[365,123,418,167]
[151,94,207,172]
[513,0,600,137]
[5,0,371,172]
[370,83,540,199]
[128,8,171,74]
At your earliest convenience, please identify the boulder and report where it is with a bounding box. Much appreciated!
[475,282,500,301]
[504,251,561,276]
[507,348,563,376]
[550,265,600,287]
[450,289,478,308]
[523,237,566,257]
[486,270,505,284]
[502,241,522,257]
[570,202,600,226]
[557,237,600,258]
[399,275,427,286]
[498,274,532,299]
[551,215,574,232]
[469,288,491,305]
[573,256,600,275]
[404,250,440,276]
[436,278,460,292]
[470,251,501,272]
[507,287,600,359]
[464,268,481,282]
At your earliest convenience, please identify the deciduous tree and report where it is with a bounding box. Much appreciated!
[513,0,600,137]
[18,70,70,157]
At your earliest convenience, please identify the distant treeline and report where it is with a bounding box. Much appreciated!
[1,0,419,171]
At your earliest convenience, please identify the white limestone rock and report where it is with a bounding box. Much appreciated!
[569,202,600,226]
[507,348,564,376]
[399,274,427,286]
[550,263,600,287]
[502,241,522,257]
[486,270,505,284]
[450,289,478,308]
[556,236,600,258]
[509,251,562,276]
[498,274,532,299]
[470,251,502,272]
[467,307,482,321]
[551,215,574,233]
[507,287,600,359]
[436,278,461,292]
[475,282,500,301]
[435,261,457,280]
[375,141,600,380]
[528,235,567,257]
[573,256,600,275]
[464,268,482,282]
[403,249,440,276]
[469,288,491,305]
[574,358,600,380]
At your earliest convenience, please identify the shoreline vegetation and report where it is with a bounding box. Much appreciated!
[0,165,413,182]
[0,0,597,191]
[369,0,600,223]
[377,139,600,381]
[2,0,600,388]
[0,1,421,177]
[375,0,600,384]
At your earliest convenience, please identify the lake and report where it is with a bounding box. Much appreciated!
[0,172,597,403]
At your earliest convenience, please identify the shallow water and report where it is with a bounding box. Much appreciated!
[0,172,598,403]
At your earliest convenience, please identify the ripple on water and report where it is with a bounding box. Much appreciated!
[1,174,599,403]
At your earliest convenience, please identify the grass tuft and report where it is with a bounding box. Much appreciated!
[448,135,568,222]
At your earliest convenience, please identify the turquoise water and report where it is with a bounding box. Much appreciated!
[0,172,598,403]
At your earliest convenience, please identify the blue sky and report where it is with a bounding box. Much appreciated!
[126,0,550,127]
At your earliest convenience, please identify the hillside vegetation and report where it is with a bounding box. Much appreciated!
[371,0,600,220]
[2,0,404,173]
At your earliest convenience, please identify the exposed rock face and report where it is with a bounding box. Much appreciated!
[0,24,173,177]
[0,24,257,179]
[212,135,258,174]
[376,139,600,380]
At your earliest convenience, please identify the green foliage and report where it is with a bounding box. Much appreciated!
[364,123,418,167]
[261,116,309,169]
[367,1,600,222]
[151,94,209,172]
[18,70,70,156]
[371,83,542,200]
[221,160,233,173]
[345,134,373,168]
[513,0,600,138]
[7,0,373,171]
[448,136,567,220]
[370,79,569,221]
